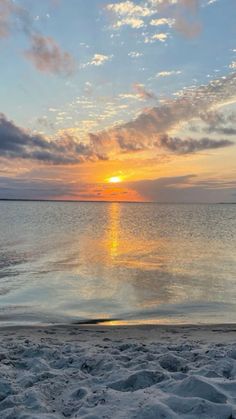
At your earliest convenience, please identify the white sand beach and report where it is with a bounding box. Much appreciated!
[0,324,235,418]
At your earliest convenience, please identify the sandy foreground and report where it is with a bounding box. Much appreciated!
[0,324,235,418]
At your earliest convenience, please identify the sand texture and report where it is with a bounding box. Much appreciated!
[0,324,235,418]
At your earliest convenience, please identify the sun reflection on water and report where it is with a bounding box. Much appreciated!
[107,202,120,260]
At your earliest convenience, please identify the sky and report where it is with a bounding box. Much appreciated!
[0,0,236,202]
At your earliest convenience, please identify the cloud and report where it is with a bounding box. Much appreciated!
[113,17,145,29]
[0,0,31,39]
[118,93,143,101]
[149,0,202,38]
[206,0,218,4]
[89,72,236,156]
[152,32,169,41]
[107,1,153,18]
[82,54,113,68]
[0,174,137,201]
[144,32,169,43]
[106,0,154,29]
[1,73,235,166]
[0,176,74,200]
[156,134,233,154]
[133,83,157,100]
[0,1,76,76]
[156,70,182,77]
[106,0,202,39]
[1,172,236,203]
[207,127,236,135]
[0,114,105,164]
[128,51,143,58]
[150,18,175,27]
[147,0,199,6]
[200,110,232,126]
[90,54,112,66]
[127,174,236,203]
[199,111,236,136]
[24,34,76,76]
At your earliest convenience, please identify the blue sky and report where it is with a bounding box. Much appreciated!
[0,0,236,201]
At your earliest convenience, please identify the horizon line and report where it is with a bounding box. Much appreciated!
[0,198,236,205]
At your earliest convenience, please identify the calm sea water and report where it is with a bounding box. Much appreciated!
[0,201,236,326]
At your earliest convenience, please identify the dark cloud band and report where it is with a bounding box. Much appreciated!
[0,114,104,164]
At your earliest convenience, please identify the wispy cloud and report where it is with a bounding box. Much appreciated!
[25,35,76,76]
[0,0,76,76]
[156,70,182,77]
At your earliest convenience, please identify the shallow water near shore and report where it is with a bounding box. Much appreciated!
[0,201,236,326]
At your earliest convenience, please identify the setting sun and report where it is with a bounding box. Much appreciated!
[108,176,122,183]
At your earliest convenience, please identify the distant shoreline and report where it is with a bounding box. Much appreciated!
[0,198,236,204]
[0,322,236,332]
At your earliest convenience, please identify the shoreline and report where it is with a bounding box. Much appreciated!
[0,322,236,337]
[0,321,236,329]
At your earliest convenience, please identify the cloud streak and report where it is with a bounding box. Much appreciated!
[127,174,236,203]
[0,176,74,200]
[156,70,182,77]
[157,135,233,154]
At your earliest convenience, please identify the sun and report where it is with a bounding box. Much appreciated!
[108,176,122,183]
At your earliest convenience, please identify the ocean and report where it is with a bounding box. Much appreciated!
[0,201,235,325]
